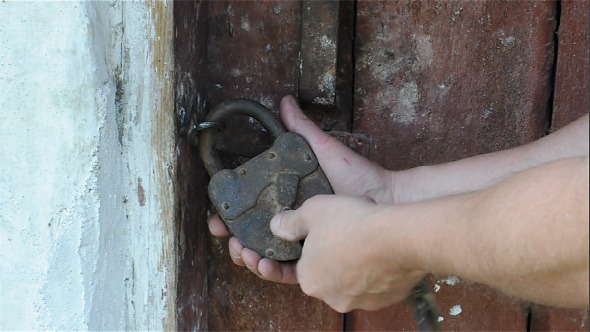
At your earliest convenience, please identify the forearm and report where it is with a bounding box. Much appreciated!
[393,114,589,204]
[389,156,589,308]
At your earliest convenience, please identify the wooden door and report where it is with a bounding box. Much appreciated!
[174,1,589,330]
[175,1,344,330]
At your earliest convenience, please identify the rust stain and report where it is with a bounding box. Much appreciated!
[147,0,177,330]
[137,177,146,206]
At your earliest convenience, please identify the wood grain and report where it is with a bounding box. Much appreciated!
[351,1,556,330]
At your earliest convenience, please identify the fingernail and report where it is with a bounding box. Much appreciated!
[245,262,254,270]
[270,213,282,233]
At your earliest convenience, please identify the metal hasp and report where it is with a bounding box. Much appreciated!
[406,278,441,331]
[199,100,333,261]
[299,0,355,131]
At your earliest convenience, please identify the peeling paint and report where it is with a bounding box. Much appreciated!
[259,96,274,109]
[320,34,336,50]
[318,70,336,96]
[137,177,146,206]
[357,33,433,82]
[441,276,460,286]
[450,305,463,316]
[240,17,250,32]
[230,68,242,77]
[500,35,516,48]
[390,81,420,125]
[413,34,433,71]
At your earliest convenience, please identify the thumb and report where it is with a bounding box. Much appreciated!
[270,210,309,241]
[280,95,337,148]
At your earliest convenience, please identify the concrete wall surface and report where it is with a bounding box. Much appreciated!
[0,1,177,330]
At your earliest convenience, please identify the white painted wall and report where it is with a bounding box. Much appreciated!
[0,1,177,330]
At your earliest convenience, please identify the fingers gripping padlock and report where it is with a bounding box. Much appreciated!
[199,100,333,261]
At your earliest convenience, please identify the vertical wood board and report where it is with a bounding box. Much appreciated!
[354,0,556,170]
[350,1,556,330]
[174,1,210,330]
[530,306,589,331]
[204,1,342,330]
[532,1,589,329]
[551,0,590,130]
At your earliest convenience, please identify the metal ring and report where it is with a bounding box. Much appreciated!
[199,99,286,176]
[196,121,221,131]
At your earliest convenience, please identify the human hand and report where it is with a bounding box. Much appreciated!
[276,95,394,203]
[209,95,395,283]
[270,195,425,312]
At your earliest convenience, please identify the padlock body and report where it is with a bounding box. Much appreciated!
[208,132,333,261]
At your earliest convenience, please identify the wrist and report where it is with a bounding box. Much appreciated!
[370,203,429,275]
[372,168,398,204]
[391,164,475,204]
[381,192,478,277]
[414,192,485,280]
[389,166,431,204]
[362,205,428,296]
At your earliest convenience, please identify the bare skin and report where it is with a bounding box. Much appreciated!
[209,95,589,312]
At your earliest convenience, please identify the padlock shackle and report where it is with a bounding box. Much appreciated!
[199,99,287,176]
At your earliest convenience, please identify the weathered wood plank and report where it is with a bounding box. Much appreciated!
[530,306,589,331]
[551,0,589,130]
[354,0,555,169]
[174,1,210,330]
[207,0,300,110]
[347,276,528,331]
[299,0,339,107]
[351,1,556,330]
[299,0,355,132]
[531,1,589,329]
[205,1,342,330]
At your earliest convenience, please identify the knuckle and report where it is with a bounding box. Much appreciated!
[330,299,354,314]
[298,276,320,298]
[233,259,245,267]
[300,195,328,212]
[331,304,348,314]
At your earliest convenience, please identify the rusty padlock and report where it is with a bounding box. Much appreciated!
[199,99,333,261]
